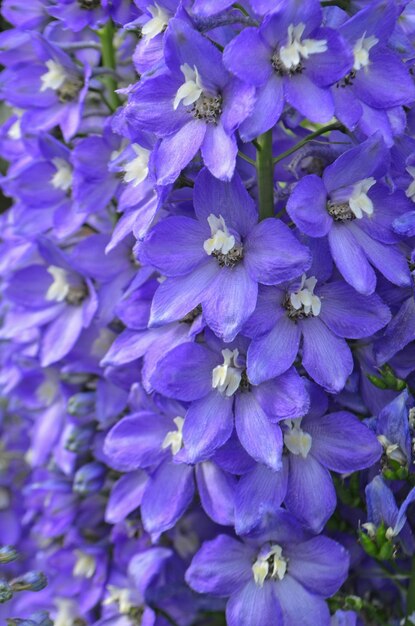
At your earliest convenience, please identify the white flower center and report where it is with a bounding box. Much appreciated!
[290,275,321,316]
[46,266,70,302]
[142,3,169,40]
[348,177,376,218]
[103,585,134,614]
[161,416,185,456]
[51,158,73,192]
[54,599,78,626]
[73,550,97,579]
[406,166,415,202]
[252,544,288,587]
[279,23,327,71]
[37,377,58,405]
[212,349,242,397]
[377,435,407,465]
[173,63,204,110]
[102,585,134,615]
[40,59,67,92]
[203,214,236,256]
[284,419,312,458]
[353,33,378,71]
[8,111,23,140]
[123,144,150,186]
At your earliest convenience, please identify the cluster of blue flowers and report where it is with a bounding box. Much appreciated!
[2,0,415,624]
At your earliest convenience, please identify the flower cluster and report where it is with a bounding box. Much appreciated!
[2,0,415,625]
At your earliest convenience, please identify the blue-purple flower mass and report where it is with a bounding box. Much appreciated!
[3,0,415,625]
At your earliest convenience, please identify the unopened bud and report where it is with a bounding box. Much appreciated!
[73,462,105,496]
[67,392,95,417]
[0,579,13,603]
[65,425,94,453]
[10,571,47,593]
[0,546,18,564]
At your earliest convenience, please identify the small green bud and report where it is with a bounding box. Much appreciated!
[359,531,378,557]
[0,546,18,564]
[10,571,47,593]
[0,580,13,603]
[377,541,395,561]
[367,374,388,390]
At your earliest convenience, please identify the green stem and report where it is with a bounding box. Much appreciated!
[233,3,250,15]
[321,0,350,9]
[256,130,275,219]
[238,150,256,167]
[150,606,180,626]
[272,122,343,165]
[405,556,415,625]
[99,20,121,111]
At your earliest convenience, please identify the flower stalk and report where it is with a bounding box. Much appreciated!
[256,130,275,220]
[98,20,121,111]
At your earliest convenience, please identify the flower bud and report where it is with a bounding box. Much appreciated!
[65,424,94,453]
[67,391,95,417]
[10,571,47,593]
[73,462,106,495]
[7,611,53,626]
[0,579,13,603]
[0,546,18,564]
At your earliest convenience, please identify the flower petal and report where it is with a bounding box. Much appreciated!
[245,219,311,285]
[235,393,283,470]
[186,535,254,596]
[247,315,300,384]
[300,317,353,393]
[183,391,234,462]
[306,411,382,473]
[285,453,336,533]
[141,460,194,536]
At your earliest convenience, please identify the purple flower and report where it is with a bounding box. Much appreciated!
[223,0,353,140]
[234,382,381,533]
[286,133,411,294]
[374,389,413,468]
[125,18,256,182]
[149,331,309,469]
[48,0,108,32]
[333,1,415,143]
[129,0,179,74]
[0,34,91,142]
[365,475,415,555]
[244,275,390,392]
[186,511,349,626]
[141,167,311,341]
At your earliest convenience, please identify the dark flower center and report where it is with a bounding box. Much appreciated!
[239,370,251,393]
[327,201,356,222]
[78,0,101,9]
[271,53,303,76]
[213,245,244,268]
[57,76,83,103]
[66,285,88,306]
[283,294,312,320]
[180,305,202,324]
[336,70,357,88]
[191,94,222,124]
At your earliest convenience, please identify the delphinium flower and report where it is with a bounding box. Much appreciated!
[4,0,415,624]
[286,133,412,295]
[222,0,353,139]
[140,167,311,341]
[333,0,415,145]
[232,382,381,534]
[148,330,309,468]
[125,18,257,182]
[186,510,349,626]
